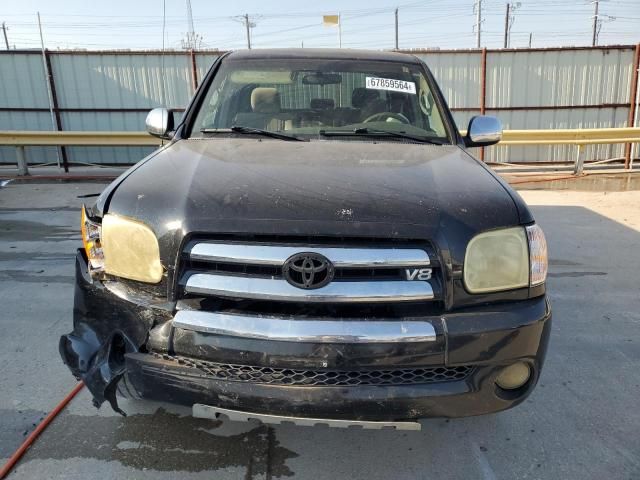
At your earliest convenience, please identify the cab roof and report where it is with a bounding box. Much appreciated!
[225,48,422,64]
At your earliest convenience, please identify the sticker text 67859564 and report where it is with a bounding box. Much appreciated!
[365,77,416,94]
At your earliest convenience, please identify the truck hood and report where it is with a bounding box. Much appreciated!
[104,138,522,264]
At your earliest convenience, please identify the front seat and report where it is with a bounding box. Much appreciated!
[234,87,288,131]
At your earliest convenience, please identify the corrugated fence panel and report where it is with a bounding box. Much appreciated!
[0,53,50,109]
[195,53,221,85]
[487,48,634,108]
[484,47,635,163]
[52,53,193,109]
[46,53,194,165]
[415,52,482,110]
[0,48,637,166]
[61,111,155,165]
[0,53,59,164]
[275,73,370,109]
[450,110,475,132]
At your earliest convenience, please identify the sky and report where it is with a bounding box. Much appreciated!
[1,0,638,51]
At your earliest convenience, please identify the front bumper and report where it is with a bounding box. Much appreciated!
[60,250,551,420]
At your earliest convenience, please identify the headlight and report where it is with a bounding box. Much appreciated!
[81,205,104,271]
[464,224,548,293]
[102,214,164,283]
[80,207,163,283]
[463,226,530,293]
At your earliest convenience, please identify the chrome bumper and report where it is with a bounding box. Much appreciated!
[173,310,437,343]
[193,404,422,431]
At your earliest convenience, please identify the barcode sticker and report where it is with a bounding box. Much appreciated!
[365,77,416,94]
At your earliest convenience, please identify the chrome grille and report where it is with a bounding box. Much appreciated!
[180,240,438,304]
[189,244,430,267]
[155,353,473,387]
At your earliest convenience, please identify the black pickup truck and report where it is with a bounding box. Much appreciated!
[60,49,550,431]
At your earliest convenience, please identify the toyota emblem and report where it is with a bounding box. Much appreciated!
[282,252,335,289]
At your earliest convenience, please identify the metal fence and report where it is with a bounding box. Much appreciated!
[1,45,639,167]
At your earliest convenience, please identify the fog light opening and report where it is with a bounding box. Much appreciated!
[495,362,531,390]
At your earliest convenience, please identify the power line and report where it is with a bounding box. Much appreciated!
[4,1,638,51]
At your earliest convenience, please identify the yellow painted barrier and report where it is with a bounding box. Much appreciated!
[0,131,159,147]
[501,127,640,146]
[2,128,639,147]
[1,127,639,175]
[459,127,640,145]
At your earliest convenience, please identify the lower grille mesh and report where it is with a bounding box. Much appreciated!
[157,354,473,387]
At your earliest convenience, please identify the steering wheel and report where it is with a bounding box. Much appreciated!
[363,112,410,124]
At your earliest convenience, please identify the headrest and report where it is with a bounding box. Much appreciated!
[352,88,380,108]
[251,88,281,114]
[310,98,335,110]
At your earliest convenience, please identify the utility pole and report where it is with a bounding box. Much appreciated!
[503,3,520,49]
[528,32,532,48]
[592,0,599,46]
[503,3,510,48]
[244,14,251,49]
[233,14,256,49]
[475,0,482,48]
[37,12,61,170]
[394,8,399,50]
[338,13,342,48]
[2,22,8,50]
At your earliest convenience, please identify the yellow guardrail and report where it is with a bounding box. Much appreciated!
[500,127,640,146]
[1,128,639,176]
[0,131,159,147]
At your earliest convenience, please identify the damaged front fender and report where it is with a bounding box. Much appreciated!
[59,250,174,414]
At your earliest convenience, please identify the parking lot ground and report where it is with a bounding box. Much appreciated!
[1,176,639,479]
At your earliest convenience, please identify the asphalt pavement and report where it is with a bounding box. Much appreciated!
[0,177,638,479]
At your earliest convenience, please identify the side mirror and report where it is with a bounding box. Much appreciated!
[464,115,502,147]
[145,108,174,139]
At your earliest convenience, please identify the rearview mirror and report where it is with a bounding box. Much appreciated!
[464,115,502,147]
[145,108,174,139]
[302,72,342,85]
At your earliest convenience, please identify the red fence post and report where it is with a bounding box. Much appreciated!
[190,49,198,92]
[625,43,640,169]
[480,47,487,162]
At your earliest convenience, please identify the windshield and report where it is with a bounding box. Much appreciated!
[191,58,451,143]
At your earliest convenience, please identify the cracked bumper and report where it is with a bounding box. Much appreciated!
[60,249,552,420]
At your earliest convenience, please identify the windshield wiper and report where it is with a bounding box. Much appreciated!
[319,127,446,145]
[200,126,306,142]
